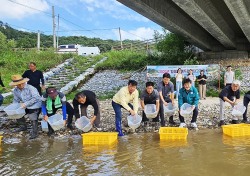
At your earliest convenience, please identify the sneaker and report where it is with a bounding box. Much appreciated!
[96,127,102,131]
[231,120,239,124]
[179,123,187,128]
[219,120,226,126]
[190,122,198,128]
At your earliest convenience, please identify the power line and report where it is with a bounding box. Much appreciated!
[43,28,119,33]
[120,29,146,40]
[7,0,52,17]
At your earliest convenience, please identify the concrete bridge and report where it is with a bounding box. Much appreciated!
[117,0,250,59]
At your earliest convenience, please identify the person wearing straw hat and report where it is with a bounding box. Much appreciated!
[42,87,74,136]
[10,74,42,139]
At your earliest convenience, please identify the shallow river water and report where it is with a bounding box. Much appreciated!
[1,129,250,176]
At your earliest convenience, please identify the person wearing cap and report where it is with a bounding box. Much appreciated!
[42,87,74,135]
[140,81,160,127]
[73,90,101,130]
[157,73,175,126]
[22,62,45,95]
[10,74,42,139]
[224,65,235,87]
[112,80,139,136]
[178,78,200,128]
[219,80,241,126]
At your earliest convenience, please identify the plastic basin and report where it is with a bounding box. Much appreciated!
[41,120,49,132]
[127,114,142,130]
[4,103,25,119]
[164,103,177,115]
[232,104,246,117]
[180,103,193,118]
[144,104,157,119]
[47,114,64,131]
[75,116,92,132]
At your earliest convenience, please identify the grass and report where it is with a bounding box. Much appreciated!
[0,49,73,92]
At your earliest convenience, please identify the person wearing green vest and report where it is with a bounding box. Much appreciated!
[41,87,74,136]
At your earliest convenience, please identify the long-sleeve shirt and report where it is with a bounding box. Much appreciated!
[13,84,42,109]
[0,76,5,87]
[73,90,99,118]
[22,70,45,87]
[178,86,199,108]
[112,86,139,113]
[41,92,67,120]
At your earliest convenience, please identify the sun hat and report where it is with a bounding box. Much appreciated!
[9,74,29,86]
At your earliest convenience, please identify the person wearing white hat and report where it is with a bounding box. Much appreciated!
[10,74,42,139]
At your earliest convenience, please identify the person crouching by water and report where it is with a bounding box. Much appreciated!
[140,81,160,128]
[9,74,42,139]
[73,90,101,130]
[178,78,199,128]
[218,80,241,126]
[112,80,139,136]
[42,87,74,136]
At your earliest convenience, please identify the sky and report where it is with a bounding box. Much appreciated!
[0,0,163,41]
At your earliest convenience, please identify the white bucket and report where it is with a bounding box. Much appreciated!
[144,104,157,119]
[75,116,92,132]
[41,120,48,132]
[4,103,25,119]
[127,114,142,130]
[180,103,193,118]
[47,114,64,131]
[164,103,177,115]
[232,104,246,117]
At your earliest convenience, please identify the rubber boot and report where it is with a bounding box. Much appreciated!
[16,116,27,132]
[30,120,38,139]
[47,123,55,136]
[116,121,124,136]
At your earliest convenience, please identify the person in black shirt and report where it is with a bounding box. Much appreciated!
[218,80,241,126]
[73,90,101,129]
[22,62,45,95]
[242,91,250,123]
[197,70,207,100]
[0,73,5,106]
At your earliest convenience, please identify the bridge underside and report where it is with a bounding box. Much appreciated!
[117,0,250,59]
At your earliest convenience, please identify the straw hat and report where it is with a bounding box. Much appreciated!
[9,74,29,86]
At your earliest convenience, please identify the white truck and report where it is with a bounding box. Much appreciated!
[58,44,100,56]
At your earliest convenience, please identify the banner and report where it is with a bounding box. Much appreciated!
[147,65,220,78]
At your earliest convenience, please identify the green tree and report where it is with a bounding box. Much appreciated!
[154,29,194,65]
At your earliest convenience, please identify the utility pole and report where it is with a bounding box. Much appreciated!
[37,30,40,51]
[57,14,59,49]
[119,27,123,50]
[52,6,56,49]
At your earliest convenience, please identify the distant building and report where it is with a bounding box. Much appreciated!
[57,44,100,56]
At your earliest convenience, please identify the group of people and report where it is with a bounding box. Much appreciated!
[175,68,207,100]
[6,62,101,139]
[1,62,249,139]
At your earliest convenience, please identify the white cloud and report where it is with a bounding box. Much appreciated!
[79,0,149,22]
[113,27,161,41]
[0,0,50,19]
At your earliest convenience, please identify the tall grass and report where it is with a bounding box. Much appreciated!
[0,49,73,91]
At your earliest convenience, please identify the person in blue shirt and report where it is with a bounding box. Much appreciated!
[178,78,200,128]
[41,87,74,136]
[10,74,42,139]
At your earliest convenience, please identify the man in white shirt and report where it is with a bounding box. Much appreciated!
[224,65,235,86]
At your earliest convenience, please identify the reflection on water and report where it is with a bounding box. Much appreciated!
[0,130,250,175]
